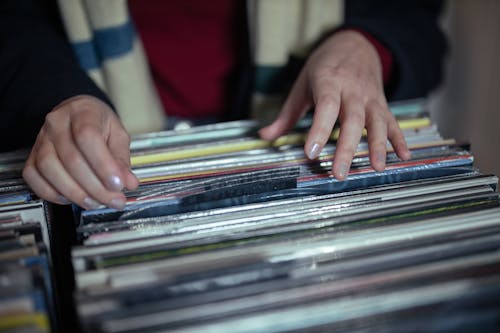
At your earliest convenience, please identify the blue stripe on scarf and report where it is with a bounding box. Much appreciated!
[71,20,136,71]
[254,66,286,94]
[254,57,303,94]
[72,41,100,70]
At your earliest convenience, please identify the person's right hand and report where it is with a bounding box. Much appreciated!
[22,95,139,210]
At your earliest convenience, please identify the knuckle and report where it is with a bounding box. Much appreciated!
[319,65,343,78]
[344,77,374,97]
[44,112,60,131]
[314,70,341,89]
[350,78,365,92]
[74,126,100,146]
[365,99,384,113]
[69,96,100,112]
[33,143,52,165]
[117,129,131,145]
[71,98,90,110]
[63,150,82,169]
[66,188,85,203]
[337,144,357,158]
[22,164,35,181]
[35,153,52,173]
[345,111,365,126]
[21,168,58,203]
[372,140,388,151]
[44,111,57,124]
[317,94,340,110]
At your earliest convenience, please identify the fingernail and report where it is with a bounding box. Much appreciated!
[377,153,386,164]
[58,195,72,205]
[337,162,349,179]
[106,175,123,191]
[109,198,126,211]
[83,197,101,210]
[403,150,412,160]
[307,142,322,159]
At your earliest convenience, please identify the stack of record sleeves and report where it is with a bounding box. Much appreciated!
[71,101,500,332]
[0,150,57,333]
[6,99,500,333]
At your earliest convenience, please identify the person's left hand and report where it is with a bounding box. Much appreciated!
[259,30,410,180]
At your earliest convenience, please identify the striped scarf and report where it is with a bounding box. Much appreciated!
[58,0,342,134]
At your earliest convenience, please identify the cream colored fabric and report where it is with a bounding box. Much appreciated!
[247,0,343,121]
[57,0,165,134]
[58,0,342,132]
[248,0,343,64]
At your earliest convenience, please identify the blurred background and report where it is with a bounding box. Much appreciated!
[430,0,500,178]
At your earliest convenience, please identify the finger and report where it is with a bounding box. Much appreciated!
[48,127,127,210]
[32,138,98,209]
[108,120,139,190]
[304,72,342,159]
[333,98,365,180]
[259,71,311,140]
[23,130,69,204]
[23,153,70,205]
[387,114,411,160]
[71,111,128,192]
[365,101,389,172]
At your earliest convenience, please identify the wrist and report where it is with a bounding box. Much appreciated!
[340,28,394,85]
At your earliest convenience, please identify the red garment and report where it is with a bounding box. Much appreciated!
[128,2,394,118]
[128,0,244,119]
